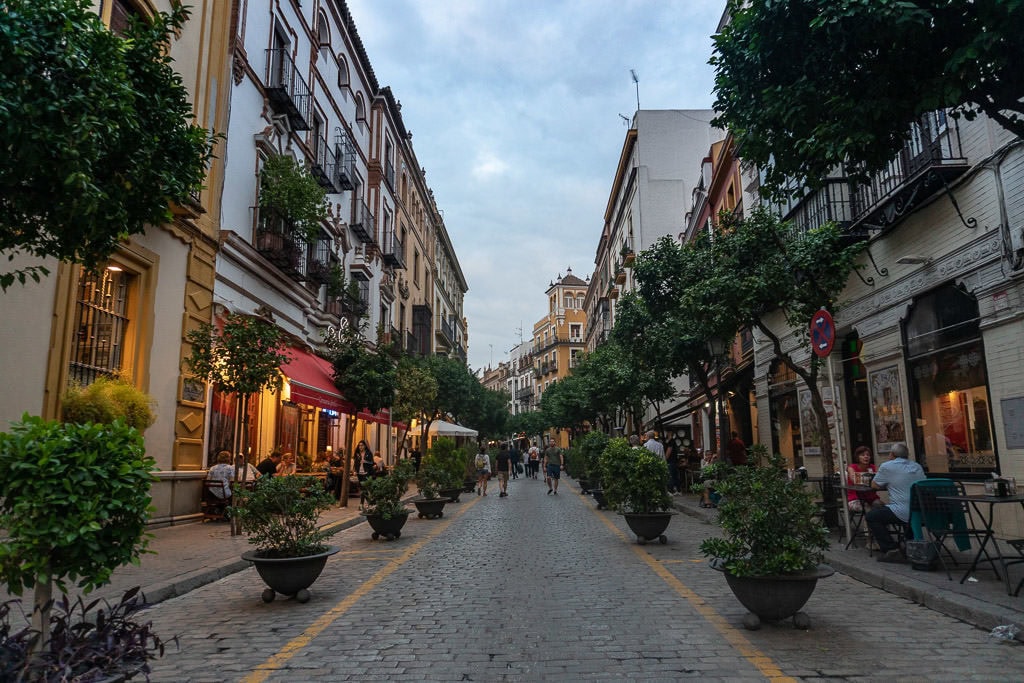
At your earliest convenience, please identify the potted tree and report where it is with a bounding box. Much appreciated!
[412,463,451,519]
[361,459,414,540]
[599,437,674,544]
[232,475,338,603]
[698,445,833,630]
[425,436,466,503]
[0,375,156,660]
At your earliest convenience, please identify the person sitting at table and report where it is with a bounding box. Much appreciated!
[206,451,235,500]
[276,451,298,477]
[866,442,926,563]
[847,445,882,512]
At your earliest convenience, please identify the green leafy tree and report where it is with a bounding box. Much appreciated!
[0,416,154,646]
[258,154,329,241]
[391,354,438,457]
[711,0,1024,196]
[0,0,215,290]
[326,322,398,507]
[636,208,863,476]
[185,313,289,532]
[462,383,510,442]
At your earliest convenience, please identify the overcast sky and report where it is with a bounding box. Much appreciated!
[347,0,724,372]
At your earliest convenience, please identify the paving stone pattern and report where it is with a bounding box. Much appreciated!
[143,478,1023,682]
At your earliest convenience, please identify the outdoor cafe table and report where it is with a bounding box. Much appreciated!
[935,493,1024,596]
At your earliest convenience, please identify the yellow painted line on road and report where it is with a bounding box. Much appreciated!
[242,498,479,683]
[585,490,796,683]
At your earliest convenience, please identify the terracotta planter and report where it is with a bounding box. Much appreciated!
[623,511,674,545]
[242,545,340,603]
[712,561,835,630]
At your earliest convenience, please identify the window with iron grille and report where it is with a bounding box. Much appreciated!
[69,267,132,386]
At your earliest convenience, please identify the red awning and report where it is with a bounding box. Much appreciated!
[282,348,353,412]
[282,348,403,430]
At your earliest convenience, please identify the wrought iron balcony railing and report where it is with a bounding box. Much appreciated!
[350,198,375,243]
[265,48,312,131]
[381,224,405,268]
[255,206,307,281]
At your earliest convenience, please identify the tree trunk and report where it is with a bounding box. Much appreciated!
[30,573,52,656]
[339,414,357,507]
[232,392,250,535]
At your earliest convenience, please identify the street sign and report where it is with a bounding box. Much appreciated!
[810,309,835,358]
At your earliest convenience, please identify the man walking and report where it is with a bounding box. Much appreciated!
[543,440,564,494]
[509,440,522,480]
[496,442,513,497]
[866,442,926,563]
[726,431,748,466]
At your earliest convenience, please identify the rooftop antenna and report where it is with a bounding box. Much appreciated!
[630,69,640,114]
[618,113,630,126]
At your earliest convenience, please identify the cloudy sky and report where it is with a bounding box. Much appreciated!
[346,0,725,371]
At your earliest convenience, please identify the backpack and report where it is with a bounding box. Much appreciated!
[475,453,488,469]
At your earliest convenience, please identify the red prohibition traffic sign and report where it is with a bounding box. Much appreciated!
[810,309,835,358]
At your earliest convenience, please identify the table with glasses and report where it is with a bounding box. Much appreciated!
[935,493,1024,595]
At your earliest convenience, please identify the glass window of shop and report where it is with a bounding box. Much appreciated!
[768,361,803,468]
[905,283,996,476]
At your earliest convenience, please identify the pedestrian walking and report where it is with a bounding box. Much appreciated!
[474,444,492,496]
[528,440,540,478]
[509,441,522,479]
[496,443,512,497]
[543,441,564,494]
[665,437,681,494]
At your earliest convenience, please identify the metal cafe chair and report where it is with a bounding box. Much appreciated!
[201,480,230,522]
[911,479,998,582]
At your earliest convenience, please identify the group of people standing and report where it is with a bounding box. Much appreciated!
[473,439,564,497]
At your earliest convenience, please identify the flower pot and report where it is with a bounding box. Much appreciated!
[463,477,477,493]
[623,511,674,545]
[439,486,463,503]
[412,497,448,519]
[363,510,410,541]
[590,488,608,510]
[577,477,591,494]
[242,545,340,603]
[712,561,834,630]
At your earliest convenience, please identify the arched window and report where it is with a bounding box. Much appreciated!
[316,12,331,51]
[336,55,350,89]
[355,94,366,124]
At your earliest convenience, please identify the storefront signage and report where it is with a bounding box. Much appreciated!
[1001,396,1024,449]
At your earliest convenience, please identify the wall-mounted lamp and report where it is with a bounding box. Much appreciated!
[896,255,933,265]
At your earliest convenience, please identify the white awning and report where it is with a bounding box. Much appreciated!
[427,420,478,437]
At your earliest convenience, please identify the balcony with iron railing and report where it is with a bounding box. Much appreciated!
[350,198,375,243]
[304,235,334,287]
[310,135,338,193]
[516,386,534,401]
[784,110,967,238]
[265,48,311,131]
[332,133,356,192]
[384,158,395,190]
[436,317,455,347]
[381,224,405,268]
[405,330,419,355]
[255,206,306,281]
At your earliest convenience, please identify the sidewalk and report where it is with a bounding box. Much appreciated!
[671,492,1024,640]
[4,482,1021,641]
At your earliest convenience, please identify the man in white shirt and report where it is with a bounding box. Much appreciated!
[643,430,665,459]
[867,442,926,563]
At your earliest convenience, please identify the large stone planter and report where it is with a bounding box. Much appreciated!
[590,488,608,510]
[242,546,340,603]
[623,511,674,544]
[439,486,463,503]
[412,496,448,519]
[364,510,410,541]
[712,561,835,630]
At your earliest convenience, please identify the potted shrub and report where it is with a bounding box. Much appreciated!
[577,431,608,496]
[698,445,833,630]
[599,437,674,544]
[564,443,587,489]
[412,463,451,519]
[361,459,414,540]
[232,475,338,603]
[423,437,465,503]
[0,374,156,655]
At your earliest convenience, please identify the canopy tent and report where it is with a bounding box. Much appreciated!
[427,420,478,438]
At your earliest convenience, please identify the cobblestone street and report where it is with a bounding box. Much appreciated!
[143,477,1022,682]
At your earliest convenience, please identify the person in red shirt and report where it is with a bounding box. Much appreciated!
[726,431,747,466]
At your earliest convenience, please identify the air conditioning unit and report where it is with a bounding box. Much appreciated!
[1010,225,1024,256]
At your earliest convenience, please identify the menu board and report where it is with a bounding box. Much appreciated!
[1002,396,1024,449]
[870,366,906,456]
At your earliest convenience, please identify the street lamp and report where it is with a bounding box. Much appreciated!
[706,336,728,456]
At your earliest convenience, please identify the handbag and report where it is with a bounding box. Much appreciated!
[516,463,524,475]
